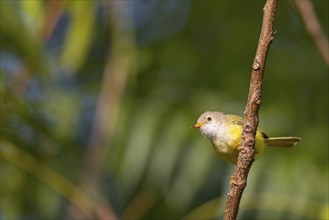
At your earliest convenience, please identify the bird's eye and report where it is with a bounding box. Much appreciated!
[207,117,212,121]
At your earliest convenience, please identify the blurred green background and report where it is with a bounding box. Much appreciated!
[1,0,328,220]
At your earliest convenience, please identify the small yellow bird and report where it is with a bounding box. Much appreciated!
[193,111,301,164]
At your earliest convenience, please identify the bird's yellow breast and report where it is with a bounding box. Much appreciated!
[211,123,266,164]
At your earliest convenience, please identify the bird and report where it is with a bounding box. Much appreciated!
[193,111,301,165]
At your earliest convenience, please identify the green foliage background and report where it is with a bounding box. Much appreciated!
[1,1,328,220]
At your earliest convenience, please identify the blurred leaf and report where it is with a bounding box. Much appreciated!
[60,1,95,72]
[0,140,95,218]
[20,0,43,30]
[0,1,48,75]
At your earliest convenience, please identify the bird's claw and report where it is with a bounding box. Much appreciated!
[230,176,237,186]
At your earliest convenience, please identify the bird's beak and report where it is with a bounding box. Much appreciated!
[192,123,202,128]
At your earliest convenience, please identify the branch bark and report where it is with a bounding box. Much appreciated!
[223,0,277,219]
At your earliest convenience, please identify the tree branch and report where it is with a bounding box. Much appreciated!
[223,0,277,219]
[294,0,329,66]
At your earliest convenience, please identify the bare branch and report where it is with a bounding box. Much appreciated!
[294,0,329,66]
[223,0,278,219]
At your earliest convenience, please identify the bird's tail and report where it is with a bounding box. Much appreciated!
[265,137,301,148]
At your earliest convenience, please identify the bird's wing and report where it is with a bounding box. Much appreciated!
[225,114,244,126]
[225,114,269,139]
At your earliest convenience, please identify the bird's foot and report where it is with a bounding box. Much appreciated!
[230,176,237,186]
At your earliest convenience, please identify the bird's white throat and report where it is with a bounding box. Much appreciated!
[200,121,231,148]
